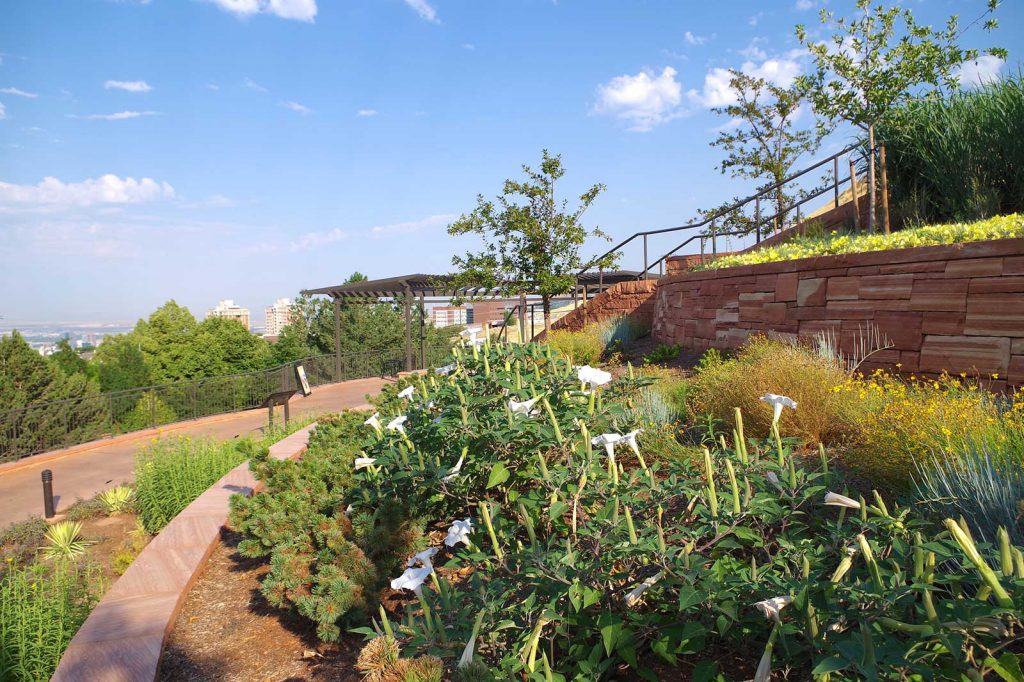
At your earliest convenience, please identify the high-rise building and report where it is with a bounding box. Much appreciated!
[265,298,293,337]
[207,299,251,330]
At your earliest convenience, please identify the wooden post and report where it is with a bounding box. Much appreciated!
[518,292,526,343]
[879,145,891,236]
[403,285,412,372]
[418,292,426,369]
[849,158,861,232]
[333,297,342,380]
[867,127,877,233]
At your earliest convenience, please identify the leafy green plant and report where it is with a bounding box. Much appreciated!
[693,347,725,374]
[41,521,93,561]
[643,343,681,366]
[598,315,648,351]
[0,561,104,682]
[97,485,135,515]
[63,498,107,522]
[0,517,49,569]
[546,327,604,366]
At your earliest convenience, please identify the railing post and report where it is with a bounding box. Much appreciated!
[642,234,648,276]
[849,157,861,232]
[150,391,157,429]
[833,156,840,209]
[699,236,706,265]
[796,204,802,234]
[755,195,761,243]
[711,220,717,256]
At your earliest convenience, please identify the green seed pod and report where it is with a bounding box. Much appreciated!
[624,507,638,545]
[923,551,938,624]
[725,459,741,514]
[859,496,868,523]
[1013,548,1024,579]
[479,501,504,562]
[944,518,1012,608]
[536,452,550,481]
[541,397,563,443]
[857,534,884,591]
[703,448,719,520]
[872,490,890,518]
[831,556,853,583]
[656,506,667,554]
[519,501,537,548]
[628,362,634,380]
[997,527,1013,578]
[734,407,747,464]
[913,532,924,580]
[750,556,758,582]
[379,604,394,638]
[802,553,811,579]
[818,442,828,475]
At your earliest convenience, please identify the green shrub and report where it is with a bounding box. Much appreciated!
[97,485,135,515]
[547,327,604,366]
[642,343,681,365]
[41,521,93,561]
[693,347,726,374]
[0,561,104,681]
[64,498,108,522]
[701,213,1024,270]
[0,517,49,569]
[118,391,177,432]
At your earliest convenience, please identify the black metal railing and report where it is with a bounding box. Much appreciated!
[0,346,452,463]
[579,143,870,283]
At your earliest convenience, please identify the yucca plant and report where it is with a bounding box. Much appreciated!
[97,485,135,515]
[40,521,93,560]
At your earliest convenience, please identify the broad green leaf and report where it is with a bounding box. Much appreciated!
[486,462,510,489]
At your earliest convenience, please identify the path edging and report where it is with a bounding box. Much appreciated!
[51,423,318,682]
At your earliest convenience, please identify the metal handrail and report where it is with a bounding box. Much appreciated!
[579,142,869,280]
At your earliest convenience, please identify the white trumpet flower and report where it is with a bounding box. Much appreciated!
[624,571,663,608]
[577,365,612,390]
[621,429,642,456]
[509,397,540,417]
[824,492,861,510]
[398,385,415,399]
[460,326,484,346]
[442,453,466,482]
[407,546,439,569]
[753,595,792,622]
[363,412,382,432]
[390,565,433,596]
[354,457,376,470]
[436,363,456,376]
[591,433,623,460]
[386,415,408,434]
[766,471,785,493]
[445,518,473,547]
[760,393,797,427]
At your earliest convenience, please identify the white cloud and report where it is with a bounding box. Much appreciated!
[356,108,378,117]
[462,43,475,50]
[290,228,349,251]
[206,83,220,91]
[104,80,152,92]
[683,31,706,46]
[957,55,1004,87]
[243,77,268,92]
[67,110,159,120]
[687,50,805,108]
[403,0,439,23]
[1,87,38,98]
[593,66,684,132]
[369,213,457,238]
[748,11,765,26]
[0,174,175,208]
[204,0,316,21]
[0,103,6,120]
[795,0,816,10]
[280,100,311,114]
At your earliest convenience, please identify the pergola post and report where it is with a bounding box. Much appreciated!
[418,292,426,369]
[333,296,342,380]
[403,283,413,372]
[518,292,527,343]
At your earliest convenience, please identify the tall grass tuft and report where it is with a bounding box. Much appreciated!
[0,561,104,682]
[134,436,256,533]
[913,437,1024,545]
[598,315,649,350]
[879,75,1024,225]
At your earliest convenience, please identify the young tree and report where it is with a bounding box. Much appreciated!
[710,71,825,233]
[797,0,1004,232]
[448,150,611,332]
[49,337,92,379]
[92,334,151,392]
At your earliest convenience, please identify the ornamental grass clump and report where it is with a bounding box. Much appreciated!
[238,336,1024,679]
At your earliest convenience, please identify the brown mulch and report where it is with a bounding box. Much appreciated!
[159,530,362,682]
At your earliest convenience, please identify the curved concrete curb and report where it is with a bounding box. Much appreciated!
[52,423,317,682]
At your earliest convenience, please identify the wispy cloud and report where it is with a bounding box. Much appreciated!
[356,108,378,117]
[1,87,38,98]
[203,0,317,22]
[683,31,707,46]
[104,79,152,92]
[205,83,220,91]
[243,77,268,92]
[0,174,175,208]
[67,110,159,120]
[280,100,311,114]
[369,213,457,238]
[403,0,439,23]
[461,43,475,51]
[0,103,6,120]
[593,66,684,132]
[289,228,349,251]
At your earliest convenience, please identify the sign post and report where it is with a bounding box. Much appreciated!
[262,389,297,432]
[294,364,312,397]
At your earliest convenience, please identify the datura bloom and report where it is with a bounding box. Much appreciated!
[363,413,382,432]
[591,433,622,460]
[354,457,377,470]
[577,365,612,390]
[445,518,473,547]
[766,471,785,493]
[509,397,540,417]
[398,385,415,399]
[760,393,797,426]
[436,363,456,376]
[621,429,642,456]
[386,415,408,434]
[460,326,484,346]
[407,547,439,570]
[824,492,861,509]
[390,565,433,596]
[753,595,792,622]
[442,453,465,482]
[624,571,663,608]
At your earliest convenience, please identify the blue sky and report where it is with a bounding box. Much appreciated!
[1,0,1020,322]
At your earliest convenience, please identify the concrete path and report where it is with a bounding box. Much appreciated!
[0,377,388,528]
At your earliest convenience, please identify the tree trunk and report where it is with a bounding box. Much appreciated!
[867,124,877,233]
[542,296,552,334]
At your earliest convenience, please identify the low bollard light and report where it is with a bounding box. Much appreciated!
[42,469,55,519]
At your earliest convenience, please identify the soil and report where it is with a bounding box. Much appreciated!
[159,530,362,681]
[78,512,145,585]
[614,335,706,373]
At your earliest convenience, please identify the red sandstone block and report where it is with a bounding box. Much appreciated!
[900,351,921,372]
[909,279,968,311]
[847,265,881,276]
[873,311,923,348]
[797,278,826,306]
[798,320,842,338]
[776,272,799,302]
[1005,256,1024,275]
[919,335,1010,375]
[945,258,1003,278]
[922,311,965,335]
[1010,355,1024,383]
[763,302,788,325]
[859,274,914,299]
[1014,339,1024,355]
[827,277,860,300]
[790,305,829,321]
[716,309,740,324]
[800,268,847,279]
[739,291,774,303]
[964,293,1024,337]
[826,299,910,319]
[879,261,946,275]
[968,276,1024,295]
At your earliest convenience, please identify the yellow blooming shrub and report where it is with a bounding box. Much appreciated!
[699,213,1024,270]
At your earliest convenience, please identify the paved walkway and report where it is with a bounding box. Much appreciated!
[0,377,388,527]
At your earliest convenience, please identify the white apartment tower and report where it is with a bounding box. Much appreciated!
[265,298,293,337]
[207,299,251,330]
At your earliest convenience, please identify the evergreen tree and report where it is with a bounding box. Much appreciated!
[92,334,151,392]
[49,337,92,380]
